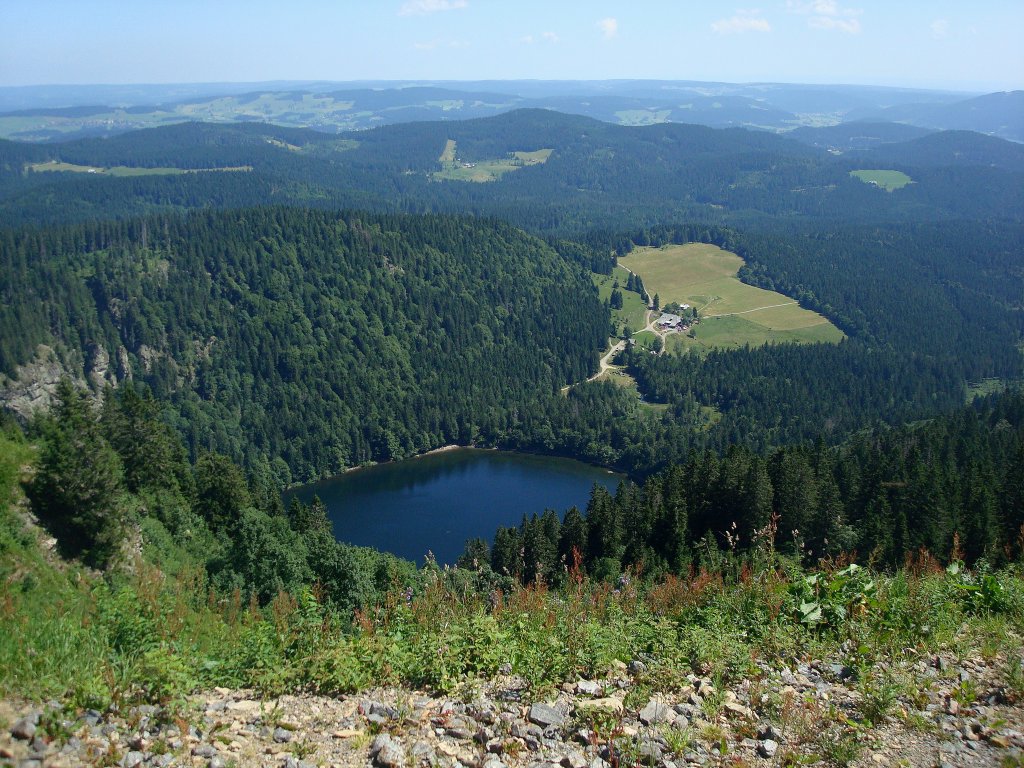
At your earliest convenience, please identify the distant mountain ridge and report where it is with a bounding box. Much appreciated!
[5,80,1016,143]
[2,109,1022,231]
[852,90,1024,143]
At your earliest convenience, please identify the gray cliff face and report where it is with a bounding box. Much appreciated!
[0,345,73,421]
[0,342,129,421]
[87,343,116,391]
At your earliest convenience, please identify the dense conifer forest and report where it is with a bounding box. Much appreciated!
[0,208,607,480]
[0,107,1022,579]
[2,98,1024,768]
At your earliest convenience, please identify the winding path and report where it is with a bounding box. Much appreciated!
[704,301,796,318]
[587,340,627,382]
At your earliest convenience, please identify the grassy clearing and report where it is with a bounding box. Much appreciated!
[434,161,521,182]
[850,169,913,191]
[592,266,648,334]
[27,161,252,177]
[615,109,671,126]
[966,377,1022,402]
[513,148,553,163]
[265,138,302,151]
[619,244,843,350]
[434,141,553,183]
[438,139,457,163]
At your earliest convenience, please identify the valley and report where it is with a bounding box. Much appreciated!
[1,71,1022,768]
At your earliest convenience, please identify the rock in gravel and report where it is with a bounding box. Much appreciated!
[575,697,623,716]
[529,703,565,728]
[758,739,779,758]
[273,726,293,743]
[370,733,396,757]
[577,680,602,697]
[376,739,406,768]
[192,743,217,758]
[122,750,146,767]
[723,700,753,719]
[10,715,38,740]
[638,699,675,725]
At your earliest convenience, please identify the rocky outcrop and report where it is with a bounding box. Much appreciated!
[87,343,116,390]
[0,345,75,421]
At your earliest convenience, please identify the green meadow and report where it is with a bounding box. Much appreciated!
[433,141,553,182]
[28,161,252,177]
[620,243,844,352]
[850,169,913,191]
[593,265,649,335]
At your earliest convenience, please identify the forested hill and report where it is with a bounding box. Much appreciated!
[2,110,1022,232]
[0,208,607,481]
[477,389,1024,579]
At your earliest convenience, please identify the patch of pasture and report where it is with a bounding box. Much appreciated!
[434,161,520,182]
[614,110,671,126]
[620,243,843,350]
[593,266,648,334]
[849,169,913,191]
[434,141,553,182]
[27,161,252,177]
[633,330,658,349]
[439,139,457,163]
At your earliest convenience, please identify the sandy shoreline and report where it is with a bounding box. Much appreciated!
[416,443,463,457]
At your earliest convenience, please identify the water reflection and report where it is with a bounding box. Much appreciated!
[286,449,623,565]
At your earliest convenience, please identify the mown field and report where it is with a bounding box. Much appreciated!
[27,161,252,176]
[433,141,552,182]
[849,169,913,191]
[620,243,844,351]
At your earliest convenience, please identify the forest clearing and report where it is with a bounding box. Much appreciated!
[620,243,844,352]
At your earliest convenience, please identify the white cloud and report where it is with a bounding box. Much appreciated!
[399,0,467,16]
[520,31,559,45]
[808,15,861,33]
[712,10,772,34]
[597,17,619,39]
[787,0,862,33]
[930,18,949,39]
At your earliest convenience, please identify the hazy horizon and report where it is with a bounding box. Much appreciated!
[2,1,1022,93]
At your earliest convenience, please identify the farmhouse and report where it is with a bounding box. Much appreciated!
[657,312,683,330]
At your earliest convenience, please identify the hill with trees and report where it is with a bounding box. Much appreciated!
[0,208,607,481]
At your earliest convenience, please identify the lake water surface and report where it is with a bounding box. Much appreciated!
[286,448,623,565]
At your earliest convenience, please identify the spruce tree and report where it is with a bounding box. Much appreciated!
[28,379,125,567]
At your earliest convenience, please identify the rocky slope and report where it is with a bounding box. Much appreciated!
[3,646,1022,768]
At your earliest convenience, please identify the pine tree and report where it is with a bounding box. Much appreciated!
[1000,445,1024,557]
[27,379,125,567]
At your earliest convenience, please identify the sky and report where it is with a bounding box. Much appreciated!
[1,0,1021,92]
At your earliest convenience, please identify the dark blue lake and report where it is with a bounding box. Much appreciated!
[286,448,624,565]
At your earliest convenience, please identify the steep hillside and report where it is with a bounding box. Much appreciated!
[0,209,607,481]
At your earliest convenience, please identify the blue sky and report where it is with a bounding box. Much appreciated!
[2,1,1021,91]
